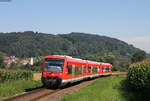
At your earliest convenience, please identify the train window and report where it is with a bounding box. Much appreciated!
[109,68,111,72]
[92,67,97,73]
[88,66,92,73]
[67,65,72,74]
[105,68,107,72]
[75,67,82,75]
[44,58,64,72]
[106,68,110,72]
[102,68,105,72]
[97,67,100,72]
[84,66,86,73]
[82,65,86,73]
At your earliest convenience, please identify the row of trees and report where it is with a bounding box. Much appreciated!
[131,51,147,63]
[0,50,147,71]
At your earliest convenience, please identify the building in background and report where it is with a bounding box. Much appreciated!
[20,60,29,65]
[29,57,34,65]
[3,56,19,68]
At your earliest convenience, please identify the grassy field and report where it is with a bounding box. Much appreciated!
[113,71,127,73]
[60,77,145,101]
[0,80,42,100]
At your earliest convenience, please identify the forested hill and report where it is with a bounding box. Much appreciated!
[0,31,139,58]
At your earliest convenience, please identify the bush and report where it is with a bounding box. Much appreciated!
[127,60,150,91]
[0,69,33,83]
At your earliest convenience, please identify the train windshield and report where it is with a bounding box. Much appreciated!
[44,58,64,72]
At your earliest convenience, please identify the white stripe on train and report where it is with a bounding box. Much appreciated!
[62,73,111,83]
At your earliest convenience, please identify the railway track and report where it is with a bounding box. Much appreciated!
[3,88,59,101]
[3,73,126,101]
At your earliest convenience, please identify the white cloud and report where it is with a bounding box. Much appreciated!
[119,36,150,53]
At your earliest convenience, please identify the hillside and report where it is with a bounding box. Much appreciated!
[59,32,139,56]
[0,31,140,62]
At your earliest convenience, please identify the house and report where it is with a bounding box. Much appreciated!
[3,56,19,64]
[20,60,29,65]
[3,56,19,67]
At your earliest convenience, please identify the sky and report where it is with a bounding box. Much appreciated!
[0,0,150,53]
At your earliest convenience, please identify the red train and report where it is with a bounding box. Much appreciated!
[41,55,112,88]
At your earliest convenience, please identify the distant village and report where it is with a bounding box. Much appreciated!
[3,56,34,68]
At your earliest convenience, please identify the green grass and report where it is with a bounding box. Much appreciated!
[113,71,127,74]
[60,77,145,101]
[0,80,42,100]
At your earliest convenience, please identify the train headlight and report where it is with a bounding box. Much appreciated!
[51,73,54,76]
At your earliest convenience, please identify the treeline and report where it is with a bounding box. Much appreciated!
[0,31,147,71]
[0,31,139,57]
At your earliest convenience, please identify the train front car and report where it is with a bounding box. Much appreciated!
[41,56,65,88]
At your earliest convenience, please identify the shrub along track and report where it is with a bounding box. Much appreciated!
[3,73,126,101]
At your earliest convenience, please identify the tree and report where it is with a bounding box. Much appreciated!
[104,53,116,65]
[0,52,4,68]
[131,51,146,63]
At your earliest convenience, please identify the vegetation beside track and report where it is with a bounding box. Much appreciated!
[60,76,148,101]
[0,69,33,82]
[0,69,42,100]
[127,60,150,91]
[0,80,42,100]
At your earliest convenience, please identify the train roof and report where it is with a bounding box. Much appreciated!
[44,55,70,59]
[44,55,112,66]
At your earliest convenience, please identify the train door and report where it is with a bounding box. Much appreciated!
[82,65,86,76]
[64,62,75,80]
[72,64,75,78]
